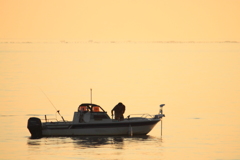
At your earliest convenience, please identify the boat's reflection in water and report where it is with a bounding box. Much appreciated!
[72,136,125,149]
[27,135,162,150]
[72,135,155,149]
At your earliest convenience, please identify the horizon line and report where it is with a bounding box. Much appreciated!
[0,40,239,44]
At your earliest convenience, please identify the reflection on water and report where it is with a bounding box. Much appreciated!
[73,135,160,149]
[26,135,163,159]
[72,136,122,149]
[27,135,161,149]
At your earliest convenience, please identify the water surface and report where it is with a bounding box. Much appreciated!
[0,42,240,159]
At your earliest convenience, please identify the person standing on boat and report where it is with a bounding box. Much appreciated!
[111,102,125,120]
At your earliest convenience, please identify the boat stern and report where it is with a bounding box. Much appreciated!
[27,117,42,138]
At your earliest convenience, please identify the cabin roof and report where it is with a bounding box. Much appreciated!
[79,103,99,106]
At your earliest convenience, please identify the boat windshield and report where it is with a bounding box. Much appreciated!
[78,103,105,112]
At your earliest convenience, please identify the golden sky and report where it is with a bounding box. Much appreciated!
[1,0,240,41]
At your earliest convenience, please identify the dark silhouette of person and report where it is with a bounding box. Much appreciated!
[111,102,125,120]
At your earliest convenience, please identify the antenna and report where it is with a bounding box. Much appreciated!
[90,88,92,104]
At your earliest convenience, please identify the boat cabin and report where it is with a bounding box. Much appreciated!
[72,103,110,123]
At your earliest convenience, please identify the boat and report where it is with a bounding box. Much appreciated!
[27,103,165,138]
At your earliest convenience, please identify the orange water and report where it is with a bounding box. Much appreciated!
[0,42,240,159]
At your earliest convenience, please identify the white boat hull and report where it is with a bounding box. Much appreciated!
[42,119,160,136]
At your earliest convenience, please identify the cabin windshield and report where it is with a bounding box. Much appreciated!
[78,103,105,112]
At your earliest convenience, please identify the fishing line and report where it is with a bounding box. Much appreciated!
[40,88,65,122]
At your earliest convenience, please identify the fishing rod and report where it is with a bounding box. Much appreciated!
[40,89,65,122]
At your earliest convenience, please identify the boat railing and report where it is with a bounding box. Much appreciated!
[41,118,58,122]
[127,114,154,119]
[41,115,68,123]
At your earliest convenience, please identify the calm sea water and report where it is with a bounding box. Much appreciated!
[0,42,240,160]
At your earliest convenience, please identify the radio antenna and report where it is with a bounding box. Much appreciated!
[90,88,92,104]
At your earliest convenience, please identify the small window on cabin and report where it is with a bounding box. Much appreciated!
[78,106,88,112]
[92,106,100,112]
